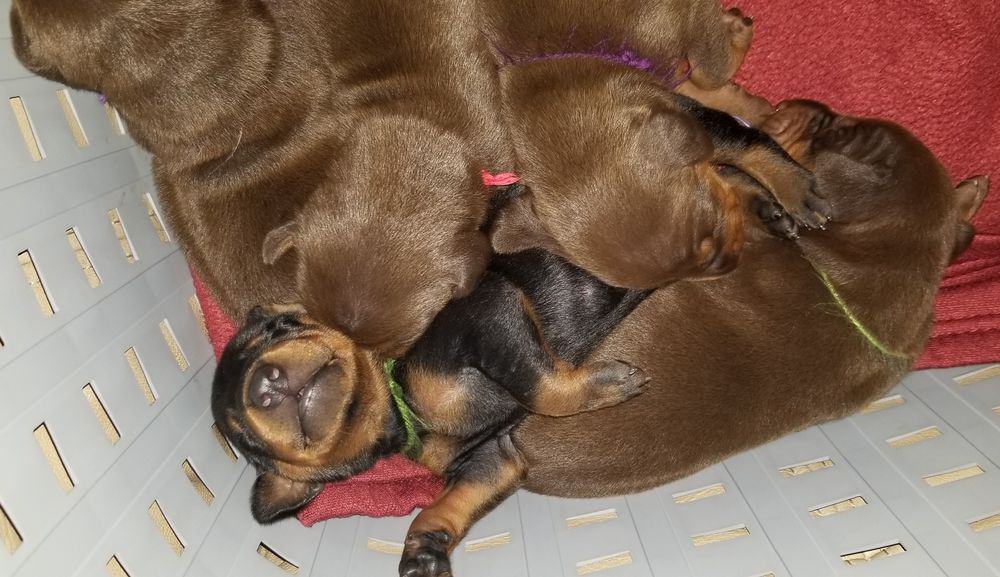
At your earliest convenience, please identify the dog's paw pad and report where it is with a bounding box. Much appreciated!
[755,198,800,239]
[723,7,754,49]
[400,533,452,577]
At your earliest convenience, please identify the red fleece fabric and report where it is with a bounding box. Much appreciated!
[195,0,1000,523]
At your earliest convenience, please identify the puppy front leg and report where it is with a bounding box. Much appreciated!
[400,436,526,577]
[683,104,832,230]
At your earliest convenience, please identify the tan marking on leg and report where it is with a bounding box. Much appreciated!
[407,457,527,551]
[533,364,602,417]
[405,367,470,436]
[417,436,461,477]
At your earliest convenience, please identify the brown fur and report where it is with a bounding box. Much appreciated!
[11,0,513,357]
[494,56,814,289]
[10,0,780,352]
[514,101,990,497]
[479,0,750,92]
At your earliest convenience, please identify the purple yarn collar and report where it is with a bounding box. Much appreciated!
[499,41,690,89]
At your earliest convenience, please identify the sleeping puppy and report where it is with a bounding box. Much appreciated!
[10,0,512,356]
[514,101,990,499]
[212,255,651,577]
[495,58,826,289]
[485,1,828,289]
[211,110,808,577]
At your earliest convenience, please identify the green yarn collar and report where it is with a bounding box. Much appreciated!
[812,264,909,361]
[383,359,424,458]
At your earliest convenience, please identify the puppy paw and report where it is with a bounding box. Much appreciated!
[582,360,650,411]
[754,198,800,239]
[723,7,754,53]
[770,170,832,230]
[400,532,452,577]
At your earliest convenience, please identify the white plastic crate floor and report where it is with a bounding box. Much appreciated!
[3,11,1000,577]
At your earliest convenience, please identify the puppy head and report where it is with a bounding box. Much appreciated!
[496,59,742,289]
[262,116,491,356]
[761,100,989,262]
[211,305,396,522]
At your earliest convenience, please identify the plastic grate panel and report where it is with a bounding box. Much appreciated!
[3,29,1000,577]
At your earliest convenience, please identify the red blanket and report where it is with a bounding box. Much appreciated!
[195,0,1000,524]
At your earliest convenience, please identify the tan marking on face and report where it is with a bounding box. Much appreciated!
[237,324,391,481]
[274,348,390,480]
[241,337,337,454]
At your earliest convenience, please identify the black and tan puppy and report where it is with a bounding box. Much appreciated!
[10,0,513,356]
[212,251,651,577]
[515,102,989,499]
[211,107,808,577]
[483,1,828,290]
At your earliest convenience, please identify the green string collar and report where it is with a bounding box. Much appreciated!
[382,359,424,459]
[812,264,909,360]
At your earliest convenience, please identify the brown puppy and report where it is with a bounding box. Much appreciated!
[483,1,826,289]
[10,0,512,356]
[514,101,990,497]
[495,58,824,288]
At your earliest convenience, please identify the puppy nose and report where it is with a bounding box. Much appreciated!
[249,364,289,409]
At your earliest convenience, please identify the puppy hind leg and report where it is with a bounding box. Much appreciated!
[532,360,650,417]
[472,291,649,418]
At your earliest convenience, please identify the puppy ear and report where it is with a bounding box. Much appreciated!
[262,220,299,266]
[488,195,567,256]
[250,472,323,524]
[638,105,712,167]
[955,175,990,222]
